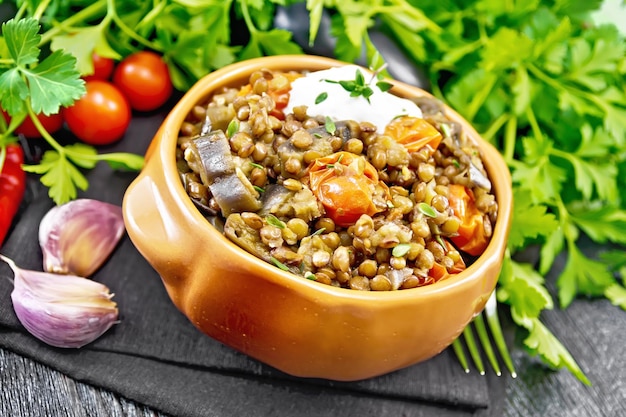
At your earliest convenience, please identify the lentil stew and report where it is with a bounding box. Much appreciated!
[175,66,498,291]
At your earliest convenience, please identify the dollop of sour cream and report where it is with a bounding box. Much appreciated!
[284,65,422,133]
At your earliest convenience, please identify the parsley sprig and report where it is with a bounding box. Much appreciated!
[324,68,393,103]
[0,18,143,205]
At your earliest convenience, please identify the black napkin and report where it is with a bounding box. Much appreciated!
[0,111,505,417]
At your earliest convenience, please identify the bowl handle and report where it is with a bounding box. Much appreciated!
[122,161,194,294]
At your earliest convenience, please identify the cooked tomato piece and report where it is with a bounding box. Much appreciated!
[384,116,442,153]
[308,151,388,227]
[448,184,488,256]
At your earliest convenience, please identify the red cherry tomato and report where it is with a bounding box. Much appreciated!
[83,53,115,82]
[63,80,131,145]
[2,110,64,138]
[113,51,173,112]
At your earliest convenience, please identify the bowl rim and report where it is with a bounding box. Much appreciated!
[154,54,512,302]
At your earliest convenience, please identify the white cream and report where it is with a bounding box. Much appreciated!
[284,65,422,132]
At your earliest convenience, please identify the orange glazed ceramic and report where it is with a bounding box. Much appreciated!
[123,55,513,381]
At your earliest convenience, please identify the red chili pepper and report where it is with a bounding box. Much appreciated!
[1,144,26,246]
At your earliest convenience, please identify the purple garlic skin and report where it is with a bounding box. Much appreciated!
[39,199,125,277]
[1,255,118,348]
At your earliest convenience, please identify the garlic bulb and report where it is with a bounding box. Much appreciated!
[39,199,125,277]
[1,254,118,348]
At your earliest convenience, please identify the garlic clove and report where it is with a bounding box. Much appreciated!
[1,254,118,348]
[39,199,125,277]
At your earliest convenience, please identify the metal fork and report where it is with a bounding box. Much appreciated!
[452,291,517,377]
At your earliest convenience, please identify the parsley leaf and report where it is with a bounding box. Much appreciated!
[557,244,616,308]
[605,284,626,309]
[51,25,121,76]
[22,151,88,203]
[238,0,302,61]
[523,318,591,385]
[498,257,554,321]
[24,50,85,115]
[508,190,559,251]
[0,19,85,115]
[2,18,40,66]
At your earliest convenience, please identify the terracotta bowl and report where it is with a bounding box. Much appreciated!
[123,55,512,381]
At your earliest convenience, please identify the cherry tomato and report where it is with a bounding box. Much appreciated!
[384,116,442,153]
[113,51,173,112]
[63,80,131,145]
[308,152,389,227]
[448,184,488,256]
[83,53,115,82]
[2,110,64,138]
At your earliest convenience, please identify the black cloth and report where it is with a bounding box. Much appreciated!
[0,111,506,417]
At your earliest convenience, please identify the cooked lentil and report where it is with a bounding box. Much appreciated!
[176,67,498,290]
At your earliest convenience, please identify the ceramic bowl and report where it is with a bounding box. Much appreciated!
[123,55,512,381]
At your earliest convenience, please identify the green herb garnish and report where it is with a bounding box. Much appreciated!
[315,92,328,104]
[226,119,239,138]
[392,243,411,257]
[435,235,447,251]
[310,227,326,237]
[250,162,264,170]
[325,116,336,135]
[376,80,393,92]
[253,185,265,193]
[440,123,452,139]
[265,214,285,229]
[304,271,317,280]
[325,69,374,102]
[417,202,437,218]
[270,257,290,271]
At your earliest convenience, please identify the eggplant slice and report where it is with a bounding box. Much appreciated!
[186,130,261,215]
